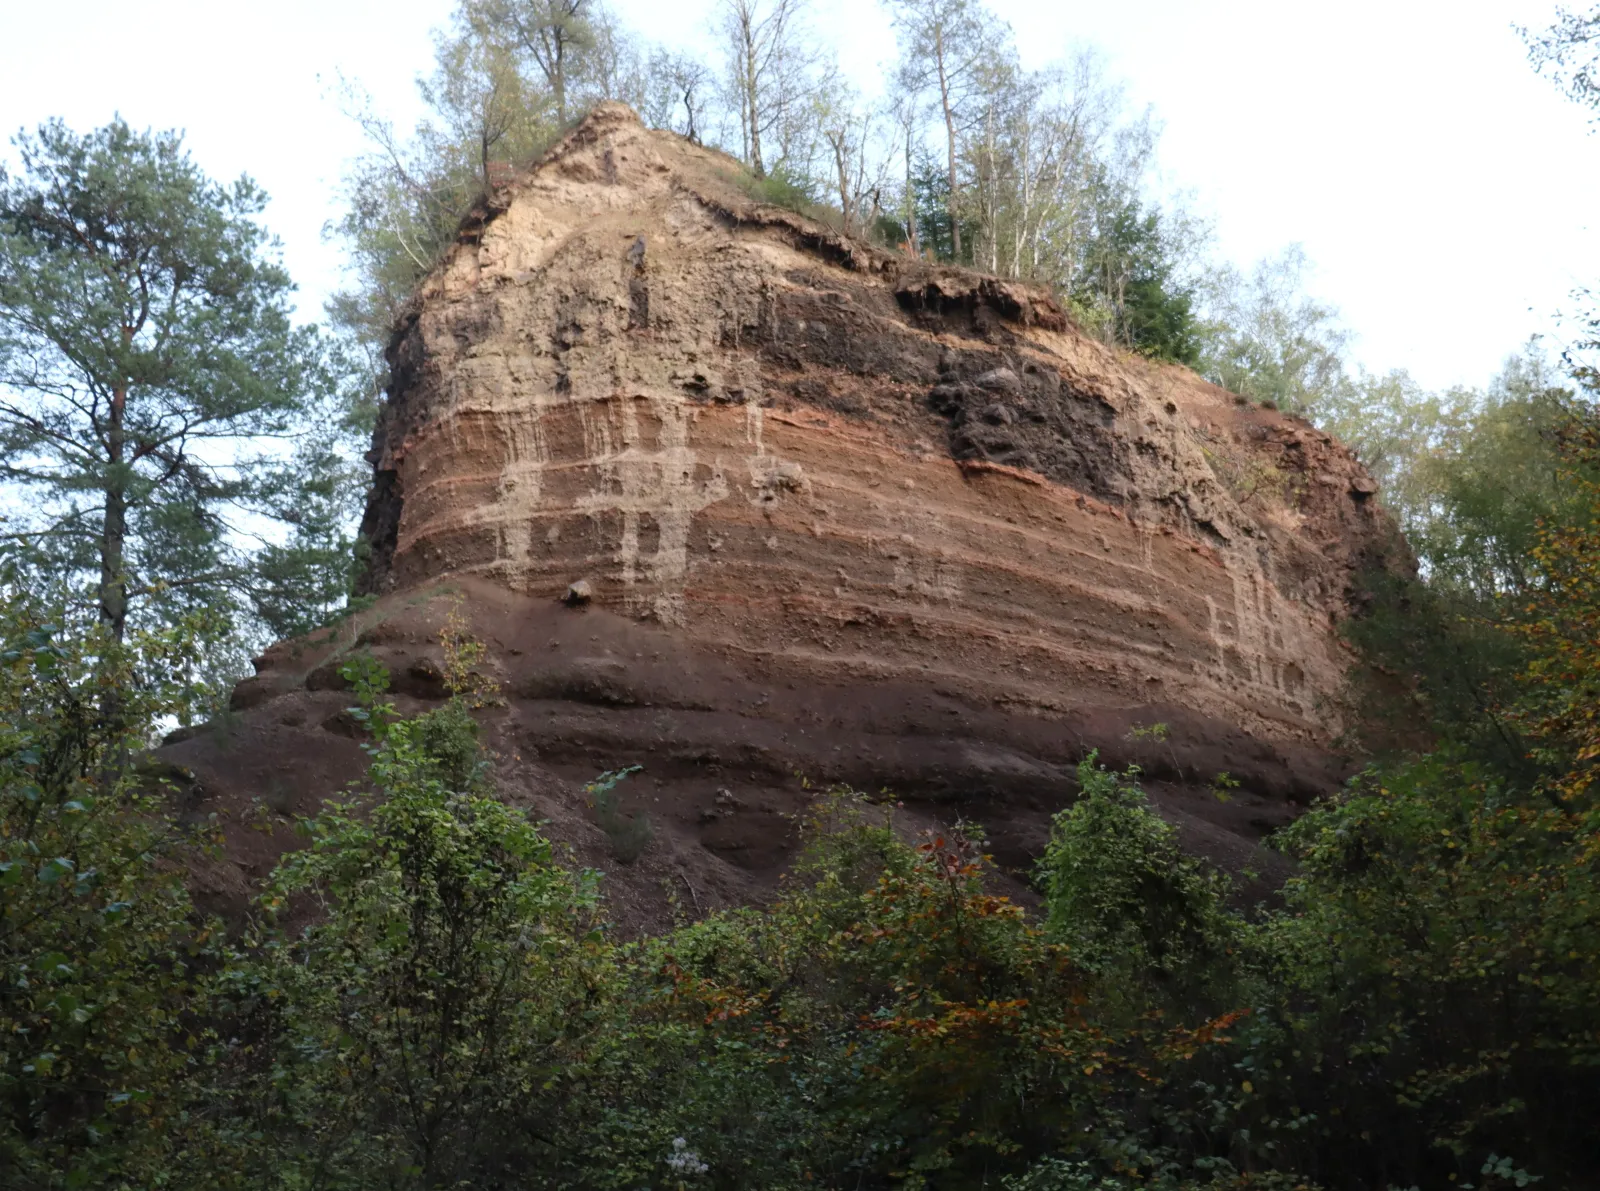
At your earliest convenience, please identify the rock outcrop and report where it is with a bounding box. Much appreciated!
[166,104,1399,929]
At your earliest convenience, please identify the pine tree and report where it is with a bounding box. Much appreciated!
[0,118,344,645]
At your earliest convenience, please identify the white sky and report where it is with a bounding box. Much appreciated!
[1,0,1594,391]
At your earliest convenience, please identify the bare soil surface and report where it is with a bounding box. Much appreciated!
[168,580,1319,934]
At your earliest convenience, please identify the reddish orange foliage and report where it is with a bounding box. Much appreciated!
[1515,409,1600,803]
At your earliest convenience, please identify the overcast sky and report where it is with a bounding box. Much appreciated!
[1,0,1595,391]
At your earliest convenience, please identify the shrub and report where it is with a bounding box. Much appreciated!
[1038,755,1239,1004]
[1233,752,1600,1185]
[579,791,1246,1190]
[0,598,223,1189]
[225,664,613,1188]
[741,163,820,213]
[586,766,653,864]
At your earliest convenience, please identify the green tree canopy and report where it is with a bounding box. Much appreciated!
[1198,245,1350,413]
[0,118,355,656]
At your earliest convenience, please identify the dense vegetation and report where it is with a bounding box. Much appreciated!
[5,1,1600,1188]
[4,411,1600,1187]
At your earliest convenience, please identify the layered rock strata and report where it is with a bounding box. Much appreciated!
[359,102,1390,750]
[167,104,1399,928]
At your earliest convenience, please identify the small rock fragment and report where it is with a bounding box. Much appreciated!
[974,367,1019,393]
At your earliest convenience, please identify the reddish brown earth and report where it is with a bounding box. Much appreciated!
[162,104,1402,931]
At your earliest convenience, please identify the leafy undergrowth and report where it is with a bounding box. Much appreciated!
[6,411,1600,1188]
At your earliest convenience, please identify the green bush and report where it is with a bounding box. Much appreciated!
[1038,756,1239,1004]
[740,163,820,214]
[586,766,653,864]
[0,598,224,1189]
[567,791,1248,1190]
[1230,752,1600,1185]
[215,667,613,1189]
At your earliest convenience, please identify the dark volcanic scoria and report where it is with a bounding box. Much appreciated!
[165,104,1402,929]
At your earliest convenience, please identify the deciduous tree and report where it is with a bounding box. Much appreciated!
[472,0,597,125]
[719,0,817,178]
[889,0,1009,261]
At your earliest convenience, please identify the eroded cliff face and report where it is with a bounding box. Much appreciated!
[359,103,1388,749]
[166,105,1399,929]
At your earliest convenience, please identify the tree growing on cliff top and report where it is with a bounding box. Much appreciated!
[889,0,1010,263]
[473,0,598,126]
[0,119,350,650]
[718,0,821,179]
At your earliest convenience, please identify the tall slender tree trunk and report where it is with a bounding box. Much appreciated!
[904,123,919,256]
[1012,120,1032,279]
[745,30,764,177]
[553,40,568,123]
[830,133,851,233]
[936,29,960,261]
[100,382,128,641]
[980,104,998,273]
